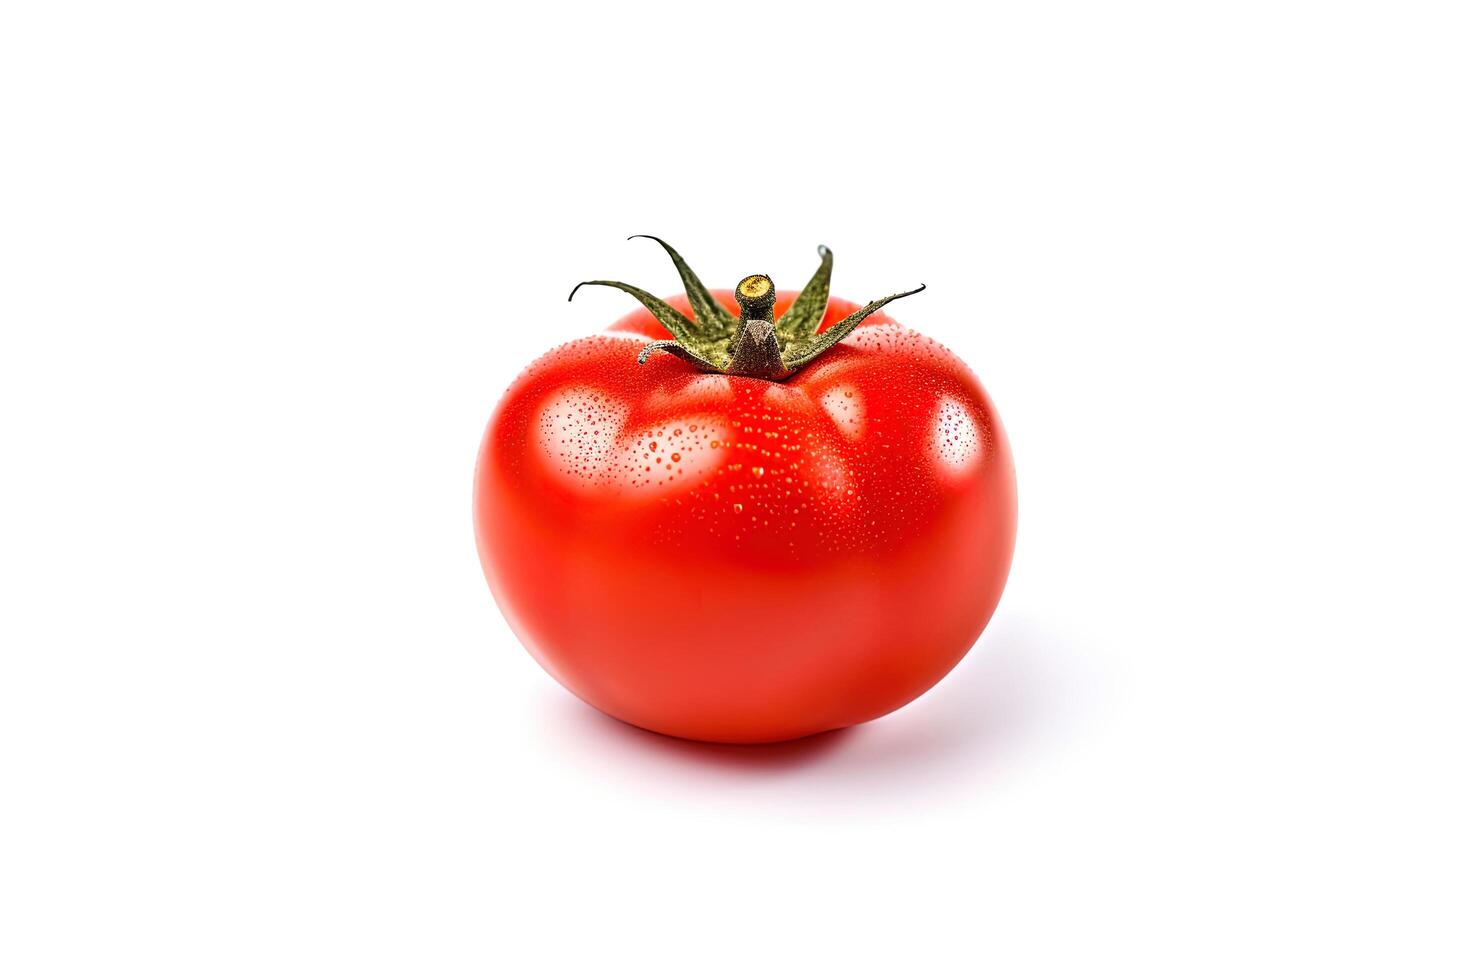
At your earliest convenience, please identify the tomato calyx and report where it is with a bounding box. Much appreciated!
[567,236,925,381]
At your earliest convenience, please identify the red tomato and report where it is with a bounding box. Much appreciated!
[474,251,1015,743]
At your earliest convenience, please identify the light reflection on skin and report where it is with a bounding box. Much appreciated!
[642,374,733,415]
[537,384,984,498]
[535,386,729,498]
[818,386,865,441]
[536,385,628,478]
[932,396,982,476]
[759,383,809,412]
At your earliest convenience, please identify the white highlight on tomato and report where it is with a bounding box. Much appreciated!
[818,385,865,440]
[535,386,728,498]
[933,396,981,474]
[535,385,629,479]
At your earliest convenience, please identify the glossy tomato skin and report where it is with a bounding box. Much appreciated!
[475,291,1015,743]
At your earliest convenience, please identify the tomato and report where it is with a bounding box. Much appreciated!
[474,240,1016,743]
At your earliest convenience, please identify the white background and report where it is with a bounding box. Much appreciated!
[3,1,1467,976]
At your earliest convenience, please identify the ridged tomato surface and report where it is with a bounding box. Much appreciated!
[474,291,1016,743]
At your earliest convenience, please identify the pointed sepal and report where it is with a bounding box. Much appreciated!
[569,279,710,354]
[636,340,723,372]
[782,285,926,371]
[629,235,736,338]
[775,245,833,351]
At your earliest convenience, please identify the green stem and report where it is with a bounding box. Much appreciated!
[724,274,787,379]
